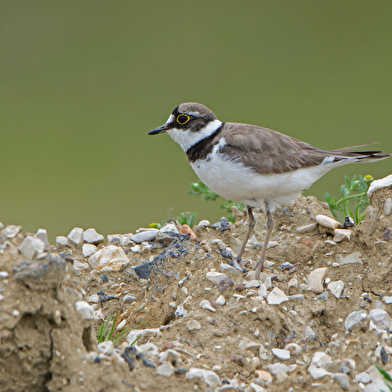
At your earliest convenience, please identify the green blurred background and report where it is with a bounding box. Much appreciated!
[1,1,391,242]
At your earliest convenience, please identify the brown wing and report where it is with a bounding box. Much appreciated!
[219,123,328,174]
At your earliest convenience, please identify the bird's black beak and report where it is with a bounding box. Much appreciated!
[148,124,167,135]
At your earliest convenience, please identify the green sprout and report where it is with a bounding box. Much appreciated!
[176,212,198,228]
[188,180,245,223]
[376,365,392,391]
[97,312,147,347]
[324,174,373,225]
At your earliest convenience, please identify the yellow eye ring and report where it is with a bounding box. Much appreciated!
[177,114,190,125]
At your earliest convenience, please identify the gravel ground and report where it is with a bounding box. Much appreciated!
[1,175,392,392]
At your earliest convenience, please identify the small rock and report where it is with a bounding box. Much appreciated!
[87,294,99,303]
[123,294,137,304]
[98,341,114,356]
[238,337,261,354]
[219,217,231,231]
[56,236,68,247]
[267,287,288,305]
[332,373,350,390]
[35,228,50,251]
[284,343,302,356]
[255,370,273,381]
[311,352,332,367]
[315,215,341,230]
[344,310,367,331]
[75,301,94,320]
[88,245,129,272]
[230,354,246,366]
[369,309,392,331]
[296,223,319,234]
[83,228,104,244]
[72,259,90,272]
[258,283,267,298]
[333,229,351,243]
[197,220,210,228]
[131,229,158,243]
[206,271,228,284]
[249,383,267,392]
[116,319,126,332]
[266,363,289,375]
[187,319,201,331]
[288,278,298,289]
[186,368,221,388]
[328,280,345,298]
[305,326,317,341]
[355,372,371,384]
[245,280,261,288]
[160,223,179,234]
[67,227,84,247]
[180,224,197,241]
[272,348,290,361]
[307,267,328,294]
[200,299,216,312]
[216,295,226,305]
[308,364,332,379]
[0,271,9,279]
[159,349,179,363]
[384,198,392,216]
[383,296,392,304]
[82,244,98,258]
[143,358,156,368]
[19,236,45,260]
[2,225,22,239]
[335,252,363,265]
[156,362,175,377]
[220,263,240,276]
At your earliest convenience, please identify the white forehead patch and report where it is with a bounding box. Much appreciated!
[166,114,175,124]
[167,119,222,152]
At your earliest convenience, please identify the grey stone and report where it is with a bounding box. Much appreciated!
[356,372,371,384]
[384,198,392,216]
[266,363,289,375]
[19,236,45,260]
[35,228,50,251]
[206,271,227,284]
[369,309,392,331]
[267,287,288,305]
[88,245,129,272]
[0,271,9,279]
[272,348,290,361]
[335,252,363,266]
[333,373,350,390]
[220,263,240,276]
[328,280,345,298]
[56,236,68,247]
[123,294,137,304]
[308,364,332,379]
[345,310,367,331]
[2,225,21,239]
[131,229,158,243]
[156,361,175,377]
[82,244,97,258]
[307,267,328,294]
[83,228,104,244]
[305,326,317,340]
[185,368,221,388]
[67,227,84,246]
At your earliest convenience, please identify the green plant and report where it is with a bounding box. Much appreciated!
[176,212,198,228]
[376,365,392,391]
[188,180,245,223]
[96,312,146,347]
[324,174,373,225]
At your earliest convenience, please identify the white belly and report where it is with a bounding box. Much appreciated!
[190,153,334,212]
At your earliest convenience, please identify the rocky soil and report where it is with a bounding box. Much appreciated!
[1,174,392,392]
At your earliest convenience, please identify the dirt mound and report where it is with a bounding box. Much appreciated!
[1,175,392,392]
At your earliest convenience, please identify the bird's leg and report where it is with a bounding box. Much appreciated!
[234,206,255,270]
[255,207,274,280]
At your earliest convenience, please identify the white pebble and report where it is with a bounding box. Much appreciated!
[82,244,97,258]
[215,295,226,305]
[328,280,344,299]
[267,287,288,305]
[272,348,290,361]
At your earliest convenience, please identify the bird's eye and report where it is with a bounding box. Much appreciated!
[177,114,190,125]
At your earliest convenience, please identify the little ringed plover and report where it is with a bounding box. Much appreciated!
[149,102,391,279]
